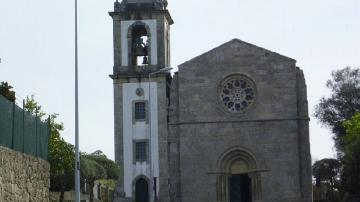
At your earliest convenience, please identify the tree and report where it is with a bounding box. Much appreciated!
[24,96,74,202]
[0,81,16,102]
[85,150,121,180]
[81,151,121,202]
[341,113,360,200]
[48,114,75,202]
[81,156,107,202]
[24,95,46,118]
[313,158,341,202]
[314,67,360,154]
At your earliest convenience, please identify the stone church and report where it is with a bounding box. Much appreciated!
[109,0,312,202]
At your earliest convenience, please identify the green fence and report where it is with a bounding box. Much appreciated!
[0,95,49,160]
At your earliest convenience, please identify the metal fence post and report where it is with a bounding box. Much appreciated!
[47,115,51,161]
[11,101,15,149]
[22,100,25,152]
[35,110,38,157]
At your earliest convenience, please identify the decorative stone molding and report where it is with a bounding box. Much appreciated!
[215,147,262,202]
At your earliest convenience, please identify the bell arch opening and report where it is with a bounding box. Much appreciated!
[216,147,262,202]
[128,22,151,67]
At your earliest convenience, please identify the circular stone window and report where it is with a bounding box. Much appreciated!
[220,75,256,113]
[136,88,144,96]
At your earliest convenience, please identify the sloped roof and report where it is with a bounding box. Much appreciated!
[179,38,296,68]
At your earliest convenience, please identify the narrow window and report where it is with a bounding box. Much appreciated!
[134,102,146,121]
[135,141,147,162]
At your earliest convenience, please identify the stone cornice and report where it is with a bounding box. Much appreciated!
[168,117,310,126]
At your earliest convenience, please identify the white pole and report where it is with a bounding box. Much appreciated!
[148,73,153,201]
[75,0,80,201]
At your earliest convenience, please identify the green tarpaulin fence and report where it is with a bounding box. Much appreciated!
[0,95,49,160]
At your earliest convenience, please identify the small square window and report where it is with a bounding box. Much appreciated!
[135,102,146,121]
[135,141,148,162]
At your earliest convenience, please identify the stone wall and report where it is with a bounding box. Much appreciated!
[0,146,50,202]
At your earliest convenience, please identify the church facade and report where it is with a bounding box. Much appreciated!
[109,1,312,202]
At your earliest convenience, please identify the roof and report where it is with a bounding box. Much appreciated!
[179,38,296,68]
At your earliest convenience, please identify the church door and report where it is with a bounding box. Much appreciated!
[135,178,149,202]
[229,174,252,202]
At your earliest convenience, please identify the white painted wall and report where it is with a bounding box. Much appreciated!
[122,82,160,200]
[121,20,158,66]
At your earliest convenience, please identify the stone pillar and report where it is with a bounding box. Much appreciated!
[249,172,262,201]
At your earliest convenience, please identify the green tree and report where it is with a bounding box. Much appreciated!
[48,114,75,202]
[24,96,75,202]
[81,151,121,202]
[314,67,360,154]
[81,156,107,202]
[313,158,341,202]
[24,95,46,118]
[0,81,16,102]
[342,113,360,200]
[85,150,121,180]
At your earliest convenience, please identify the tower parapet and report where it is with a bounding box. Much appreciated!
[114,0,168,12]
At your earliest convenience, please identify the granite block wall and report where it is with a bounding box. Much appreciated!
[0,146,50,202]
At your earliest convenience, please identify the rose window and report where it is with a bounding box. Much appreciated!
[220,76,256,113]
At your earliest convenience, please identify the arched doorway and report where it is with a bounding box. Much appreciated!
[216,147,262,202]
[228,160,252,202]
[135,178,149,202]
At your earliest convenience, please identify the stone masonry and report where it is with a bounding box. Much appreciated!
[167,39,312,202]
[110,0,312,201]
[0,146,50,202]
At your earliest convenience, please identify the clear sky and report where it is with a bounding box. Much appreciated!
[0,0,359,161]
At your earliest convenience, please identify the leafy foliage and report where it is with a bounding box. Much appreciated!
[49,128,75,194]
[24,96,74,202]
[313,158,341,188]
[0,81,16,102]
[314,67,360,201]
[84,150,121,180]
[24,95,46,118]
[314,67,360,154]
[313,158,341,202]
[81,156,107,182]
[341,113,360,196]
[48,114,74,188]
[80,151,120,202]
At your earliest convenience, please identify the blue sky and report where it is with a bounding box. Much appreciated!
[0,0,359,161]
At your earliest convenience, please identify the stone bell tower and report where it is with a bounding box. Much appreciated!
[109,0,173,201]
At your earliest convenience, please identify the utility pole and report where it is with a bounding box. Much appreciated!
[74,0,80,201]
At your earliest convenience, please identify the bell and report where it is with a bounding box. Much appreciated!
[142,56,148,65]
[134,46,146,56]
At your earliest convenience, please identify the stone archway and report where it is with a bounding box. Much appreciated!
[127,21,152,67]
[133,176,150,202]
[216,147,262,202]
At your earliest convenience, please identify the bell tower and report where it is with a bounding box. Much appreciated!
[109,0,173,201]
[110,0,172,75]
